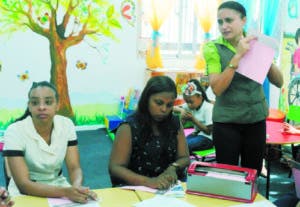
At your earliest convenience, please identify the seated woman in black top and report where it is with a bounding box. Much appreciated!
[109,76,190,189]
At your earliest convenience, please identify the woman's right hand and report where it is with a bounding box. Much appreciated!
[145,177,173,190]
[64,186,97,204]
[145,168,177,190]
[236,35,257,58]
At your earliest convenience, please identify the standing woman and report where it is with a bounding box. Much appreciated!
[3,81,97,203]
[109,76,190,189]
[203,1,283,175]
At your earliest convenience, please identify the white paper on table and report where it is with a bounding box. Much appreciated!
[235,39,275,85]
[160,183,185,198]
[230,200,276,207]
[133,195,195,207]
[48,197,100,207]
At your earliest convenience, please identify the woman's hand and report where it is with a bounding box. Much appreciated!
[145,166,178,190]
[236,35,257,58]
[161,166,178,185]
[64,186,98,204]
[0,187,14,207]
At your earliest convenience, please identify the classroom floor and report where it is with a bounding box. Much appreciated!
[0,128,297,204]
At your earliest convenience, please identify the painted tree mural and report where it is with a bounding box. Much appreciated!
[0,0,121,118]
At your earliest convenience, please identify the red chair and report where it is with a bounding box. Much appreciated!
[266,108,285,122]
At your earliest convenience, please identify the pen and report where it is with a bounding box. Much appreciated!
[134,190,143,202]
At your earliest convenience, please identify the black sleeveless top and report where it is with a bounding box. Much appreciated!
[110,113,186,186]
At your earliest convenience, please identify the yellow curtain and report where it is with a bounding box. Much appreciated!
[144,0,173,69]
[194,0,220,70]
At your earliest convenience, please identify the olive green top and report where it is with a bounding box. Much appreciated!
[203,37,268,123]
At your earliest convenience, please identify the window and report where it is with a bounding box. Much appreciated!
[139,0,219,59]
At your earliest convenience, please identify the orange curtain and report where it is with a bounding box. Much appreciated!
[144,0,173,69]
[194,0,220,70]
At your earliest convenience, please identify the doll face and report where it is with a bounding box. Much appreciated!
[148,92,175,122]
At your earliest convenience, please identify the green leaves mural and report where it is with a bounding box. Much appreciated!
[0,0,122,119]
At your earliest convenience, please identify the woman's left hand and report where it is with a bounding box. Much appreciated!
[0,187,14,207]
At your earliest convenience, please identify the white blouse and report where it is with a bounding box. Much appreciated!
[4,115,77,196]
[182,101,213,140]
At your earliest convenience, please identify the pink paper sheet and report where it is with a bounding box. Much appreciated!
[236,40,275,84]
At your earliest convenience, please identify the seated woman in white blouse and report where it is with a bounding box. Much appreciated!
[3,81,97,203]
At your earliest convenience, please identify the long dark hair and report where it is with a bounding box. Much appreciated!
[135,76,178,138]
[14,81,59,122]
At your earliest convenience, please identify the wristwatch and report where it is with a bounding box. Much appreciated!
[228,63,238,70]
[170,162,180,169]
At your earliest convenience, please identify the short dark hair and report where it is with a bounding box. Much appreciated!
[295,28,300,44]
[218,1,246,18]
[15,81,59,122]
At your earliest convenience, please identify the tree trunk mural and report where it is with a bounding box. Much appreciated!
[0,1,122,120]
[49,40,73,117]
